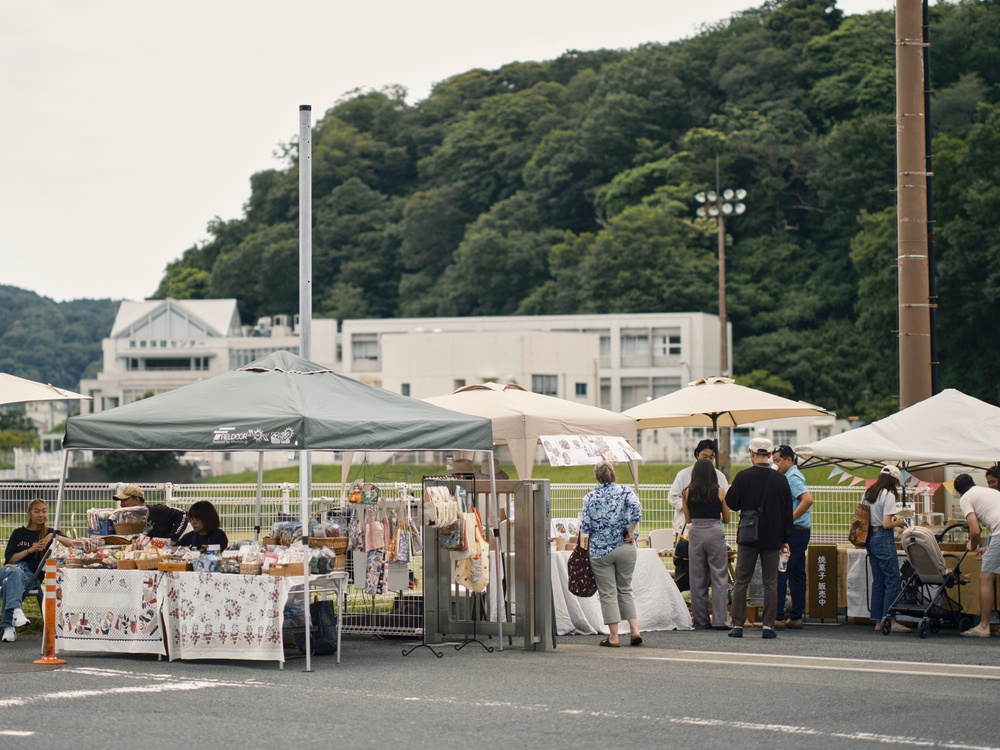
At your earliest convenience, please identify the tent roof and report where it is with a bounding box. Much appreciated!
[424,382,637,479]
[64,351,493,453]
[795,389,1000,470]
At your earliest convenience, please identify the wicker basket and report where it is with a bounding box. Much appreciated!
[114,522,147,536]
[261,536,278,547]
[135,557,161,570]
[117,559,138,570]
[309,536,348,553]
[101,535,132,545]
[240,562,263,576]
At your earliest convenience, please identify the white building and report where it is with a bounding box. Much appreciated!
[73,299,845,469]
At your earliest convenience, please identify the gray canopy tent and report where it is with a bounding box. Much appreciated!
[57,351,496,667]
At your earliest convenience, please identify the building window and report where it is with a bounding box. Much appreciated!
[816,427,831,441]
[653,332,682,357]
[599,336,611,357]
[652,376,681,399]
[401,383,410,397]
[773,430,797,447]
[620,377,650,411]
[621,334,649,357]
[575,382,587,398]
[352,334,379,362]
[599,378,611,409]
[532,374,558,397]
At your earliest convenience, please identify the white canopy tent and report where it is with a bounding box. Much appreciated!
[795,389,1000,471]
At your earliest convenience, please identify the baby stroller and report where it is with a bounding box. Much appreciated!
[880,522,974,638]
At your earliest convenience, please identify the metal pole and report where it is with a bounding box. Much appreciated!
[298,104,314,671]
[717,212,730,476]
[896,0,933,409]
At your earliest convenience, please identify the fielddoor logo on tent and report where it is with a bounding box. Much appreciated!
[212,426,297,446]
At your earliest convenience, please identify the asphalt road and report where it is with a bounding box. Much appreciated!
[2,624,999,750]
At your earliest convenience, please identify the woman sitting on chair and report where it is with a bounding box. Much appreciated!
[178,501,229,550]
[2,499,74,643]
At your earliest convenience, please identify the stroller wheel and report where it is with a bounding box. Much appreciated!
[918,618,930,639]
[958,615,974,632]
[880,617,892,636]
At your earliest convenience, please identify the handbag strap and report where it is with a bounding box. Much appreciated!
[756,467,775,514]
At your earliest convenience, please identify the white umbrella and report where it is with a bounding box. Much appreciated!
[424,382,639,480]
[623,377,833,432]
[0,372,91,406]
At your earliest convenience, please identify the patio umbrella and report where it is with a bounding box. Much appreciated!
[0,372,91,406]
[622,377,834,432]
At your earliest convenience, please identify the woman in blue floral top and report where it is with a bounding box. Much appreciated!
[580,460,643,647]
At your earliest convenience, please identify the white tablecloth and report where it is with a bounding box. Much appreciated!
[846,547,907,619]
[551,548,693,635]
[56,568,167,655]
[160,571,291,662]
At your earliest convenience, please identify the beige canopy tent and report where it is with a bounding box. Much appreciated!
[422,383,640,481]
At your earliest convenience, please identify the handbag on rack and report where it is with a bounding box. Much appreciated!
[455,508,490,592]
[449,512,478,560]
[567,532,598,598]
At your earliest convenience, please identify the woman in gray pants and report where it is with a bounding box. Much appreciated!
[580,460,643,647]
[683,458,732,629]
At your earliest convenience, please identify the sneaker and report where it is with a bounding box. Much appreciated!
[12,608,29,627]
[728,626,743,638]
[1,627,15,642]
[762,627,777,639]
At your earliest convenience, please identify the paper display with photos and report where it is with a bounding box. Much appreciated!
[540,435,642,466]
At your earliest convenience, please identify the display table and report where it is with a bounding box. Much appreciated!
[551,548,693,635]
[56,568,166,656]
[56,568,348,664]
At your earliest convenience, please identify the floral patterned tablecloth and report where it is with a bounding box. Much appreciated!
[160,571,290,662]
[56,568,166,655]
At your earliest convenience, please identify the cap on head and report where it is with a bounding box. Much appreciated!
[748,437,773,456]
[879,464,901,482]
[114,484,144,502]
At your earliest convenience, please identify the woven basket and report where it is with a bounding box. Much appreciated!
[261,536,278,547]
[117,559,138,570]
[309,536,348,553]
[114,521,146,535]
[101,535,132,545]
[157,559,191,572]
[135,557,161,570]
[240,563,262,576]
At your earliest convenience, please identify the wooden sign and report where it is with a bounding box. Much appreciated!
[807,545,838,620]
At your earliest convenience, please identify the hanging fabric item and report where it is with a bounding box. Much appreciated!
[454,507,490,592]
[365,549,389,596]
[347,506,366,551]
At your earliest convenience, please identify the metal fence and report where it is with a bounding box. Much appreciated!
[1,480,866,548]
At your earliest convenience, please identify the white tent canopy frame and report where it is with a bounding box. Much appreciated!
[795,388,1000,472]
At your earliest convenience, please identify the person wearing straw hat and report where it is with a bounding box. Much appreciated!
[114,484,188,542]
[863,465,911,633]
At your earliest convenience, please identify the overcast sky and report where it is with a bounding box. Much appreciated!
[1,0,895,303]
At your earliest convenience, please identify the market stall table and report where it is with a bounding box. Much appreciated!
[551,548,693,635]
[56,568,349,665]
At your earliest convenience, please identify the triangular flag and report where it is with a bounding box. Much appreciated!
[849,476,865,487]
[906,475,920,488]
[916,480,930,491]
[902,470,914,485]
[928,482,942,494]
[865,479,876,489]
[838,472,852,484]
[942,480,955,494]
[828,466,844,480]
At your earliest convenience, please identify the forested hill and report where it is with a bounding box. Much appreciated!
[150,0,998,421]
[0,286,116,390]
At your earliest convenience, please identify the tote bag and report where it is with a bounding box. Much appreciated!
[455,508,490,592]
[567,533,598,598]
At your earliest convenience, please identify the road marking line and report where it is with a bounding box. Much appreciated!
[640,652,1000,680]
[0,677,268,708]
[0,731,35,737]
[681,650,1000,673]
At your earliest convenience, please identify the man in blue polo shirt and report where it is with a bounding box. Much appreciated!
[771,445,814,629]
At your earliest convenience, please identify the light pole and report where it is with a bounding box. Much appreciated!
[695,184,746,475]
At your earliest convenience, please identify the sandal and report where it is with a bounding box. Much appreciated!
[630,636,643,646]
[599,637,620,648]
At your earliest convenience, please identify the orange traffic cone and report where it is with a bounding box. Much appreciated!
[34,558,66,666]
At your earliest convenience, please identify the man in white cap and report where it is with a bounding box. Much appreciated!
[725,437,793,639]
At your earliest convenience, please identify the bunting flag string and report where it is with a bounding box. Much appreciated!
[838,471,852,484]
[828,466,844,480]
[942,480,955,494]
[848,476,865,487]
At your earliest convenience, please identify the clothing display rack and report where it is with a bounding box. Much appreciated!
[403,475,495,656]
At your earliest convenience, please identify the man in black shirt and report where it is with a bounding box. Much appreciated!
[114,484,188,542]
[725,437,793,640]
